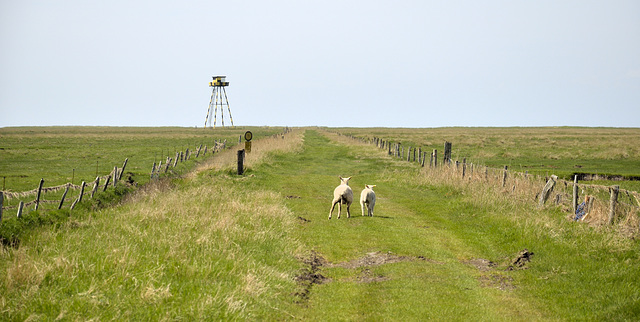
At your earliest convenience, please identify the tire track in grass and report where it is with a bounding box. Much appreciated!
[249,129,542,320]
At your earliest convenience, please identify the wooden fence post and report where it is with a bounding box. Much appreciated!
[502,166,508,187]
[433,149,438,168]
[538,175,558,207]
[35,178,44,211]
[78,181,86,203]
[607,185,620,225]
[17,201,24,218]
[0,191,3,222]
[421,152,426,167]
[173,152,179,167]
[584,196,595,221]
[444,142,452,164]
[103,173,111,192]
[418,148,421,164]
[119,158,128,180]
[113,167,118,187]
[462,158,466,178]
[59,185,70,209]
[572,175,578,215]
[237,149,245,175]
[91,176,100,198]
[407,147,411,162]
[70,198,78,210]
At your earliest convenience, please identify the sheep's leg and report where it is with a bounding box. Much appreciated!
[337,202,342,219]
[329,200,338,219]
[361,200,365,216]
[346,203,351,218]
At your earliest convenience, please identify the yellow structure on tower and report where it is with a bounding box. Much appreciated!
[204,76,234,128]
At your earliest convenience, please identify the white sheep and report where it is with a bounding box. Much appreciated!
[360,185,376,217]
[329,176,353,219]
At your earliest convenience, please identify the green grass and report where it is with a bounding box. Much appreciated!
[1,127,639,320]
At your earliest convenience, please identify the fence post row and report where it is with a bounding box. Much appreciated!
[2,142,213,217]
[362,134,639,230]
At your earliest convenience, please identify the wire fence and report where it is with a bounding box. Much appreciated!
[0,140,227,222]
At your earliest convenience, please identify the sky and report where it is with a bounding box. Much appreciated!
[1,1,639,128]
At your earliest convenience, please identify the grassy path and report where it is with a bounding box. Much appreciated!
[248,130,541,320]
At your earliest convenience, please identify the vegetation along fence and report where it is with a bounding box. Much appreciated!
[0,140,227,223]
[340,133,640,236]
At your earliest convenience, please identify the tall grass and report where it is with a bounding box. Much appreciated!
[0,128,306,320]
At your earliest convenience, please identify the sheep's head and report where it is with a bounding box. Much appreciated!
[339,176,351,185]
[365,184,376,190]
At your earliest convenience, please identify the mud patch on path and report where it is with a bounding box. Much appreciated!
[356,268,390,283]
[464,249,534,291]
[294,251,328,303]
[330,251,414,269]
[464,258,497,272]
[479,273,515,291]
[507,249,534,270]
[296,216,311,223]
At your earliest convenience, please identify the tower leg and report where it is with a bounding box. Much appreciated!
[213,87,219,128]
[222,87,234,127]
[205,88,215,128]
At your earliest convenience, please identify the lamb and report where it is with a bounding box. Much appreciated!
[360,185,376,217]
[329,176,353,219]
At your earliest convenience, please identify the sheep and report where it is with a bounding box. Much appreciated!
[360,185,376,217]
[329,176,353,219]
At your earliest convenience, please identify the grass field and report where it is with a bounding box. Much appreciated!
[1,127,639,320]
[0,126,285,192]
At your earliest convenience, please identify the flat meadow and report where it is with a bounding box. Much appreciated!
[1,126,639,320]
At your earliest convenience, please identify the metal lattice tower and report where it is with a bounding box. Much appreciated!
[204,76,234,128]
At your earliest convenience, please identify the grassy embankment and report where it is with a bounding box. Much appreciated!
[2,128,639,320]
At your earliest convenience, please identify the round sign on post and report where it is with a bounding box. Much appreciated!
[244,131,252,153]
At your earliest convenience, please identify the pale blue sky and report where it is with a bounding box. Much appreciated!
[1,1,639,128]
